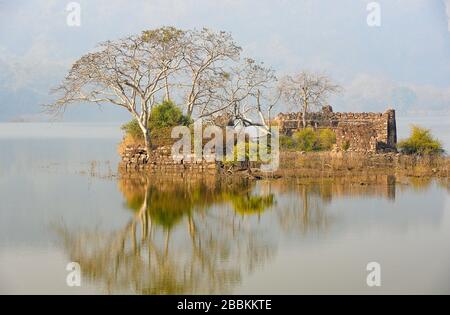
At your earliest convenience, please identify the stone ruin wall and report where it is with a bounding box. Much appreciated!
[120,106,398,172]
[275,106,397,153]
[120,145,220,173]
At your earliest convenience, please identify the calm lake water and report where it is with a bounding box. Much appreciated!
[0,120,449,294]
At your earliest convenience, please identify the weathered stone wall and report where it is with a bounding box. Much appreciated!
[275,106,397,152]
[120,145,220,173]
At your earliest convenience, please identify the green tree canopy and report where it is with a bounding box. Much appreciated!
[121,100,191,140]
[148,100,192,130]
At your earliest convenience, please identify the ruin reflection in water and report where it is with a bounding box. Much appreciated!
[56,175,448,294]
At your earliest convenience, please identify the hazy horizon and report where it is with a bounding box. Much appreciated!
[1,0,449,122]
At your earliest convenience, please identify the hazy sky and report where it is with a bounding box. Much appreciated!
[0,0,449,121]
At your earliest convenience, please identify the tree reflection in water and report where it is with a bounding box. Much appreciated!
[57,174,422,294]
[57,175,276,294]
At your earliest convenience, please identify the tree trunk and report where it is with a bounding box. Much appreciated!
[302,106,307,129]
[136,118,152,154]
[164,77,170,101]
[143,128,151,153]
[187,103,193,119]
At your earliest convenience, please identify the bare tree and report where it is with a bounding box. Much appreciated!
[47,27,186,152]
[48,27,278,151]
[198,58,278,132]
[181,28,241,118]
[279,71,341,129]
[142,27,187,103]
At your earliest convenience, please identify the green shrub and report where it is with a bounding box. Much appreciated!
[121,119,142,140]
[224,141,261,166]
[318,128,336,150]
[398,125,444,155]
[148,100,191,130]
[341,140,350,151]
[292,128,318,152]
[279,128,337,152]
[280,135,296,150]
[121,100,192,140]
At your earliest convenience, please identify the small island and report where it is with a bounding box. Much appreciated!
[47,27,449,180]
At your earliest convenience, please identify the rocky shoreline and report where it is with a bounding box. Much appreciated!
[266,151,449,179]
[119,145,449,179]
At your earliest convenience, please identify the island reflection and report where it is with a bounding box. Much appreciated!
[57,174,442,294]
